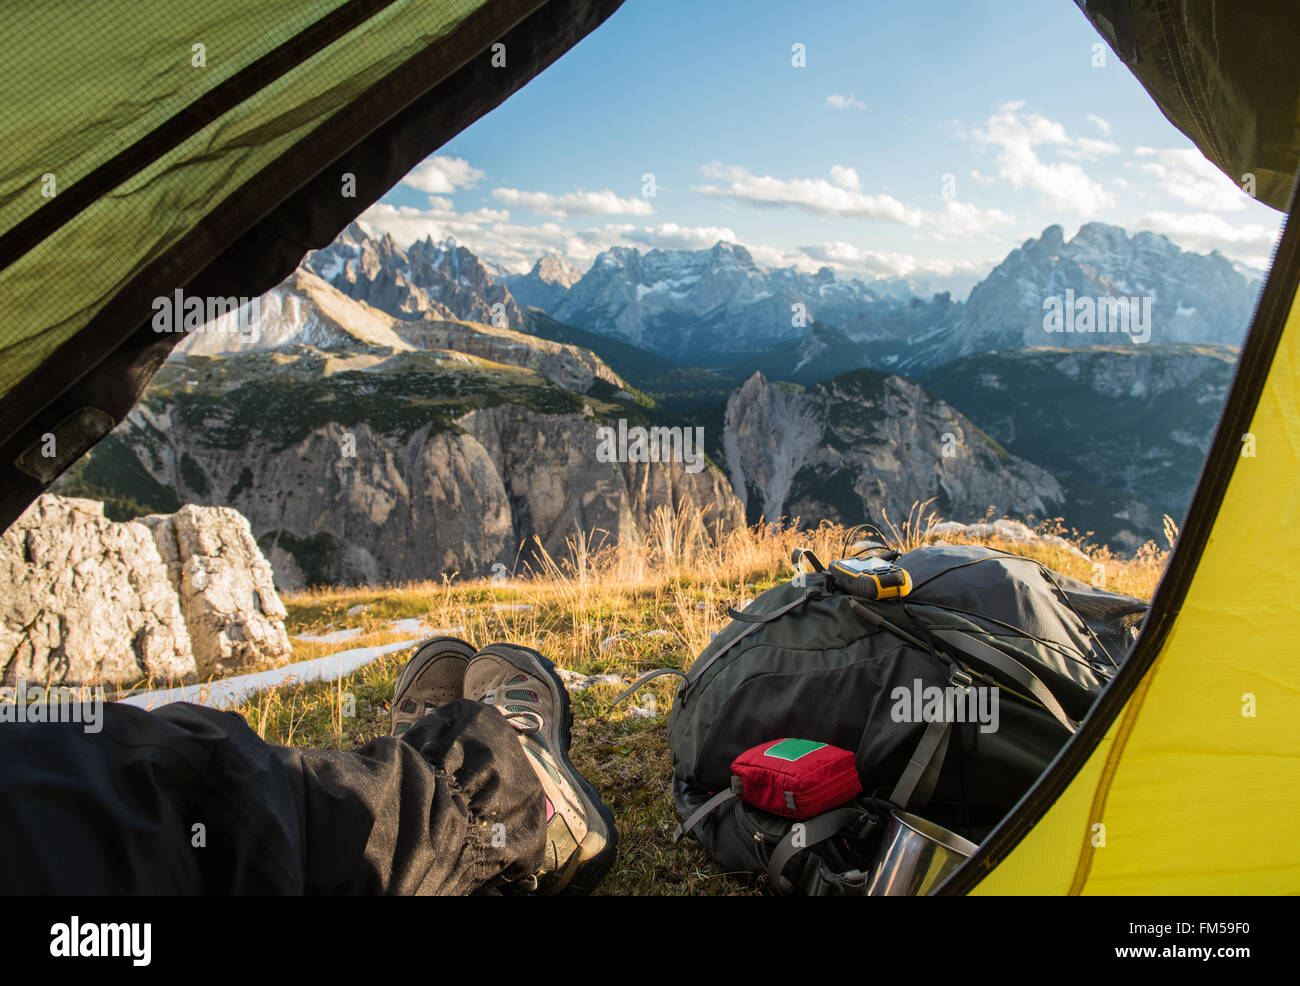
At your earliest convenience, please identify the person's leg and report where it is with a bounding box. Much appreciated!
[280,697,547,895]
[380,635,619,894]
[0,700,307,894]
[0,636,616,895]
[0,640,548,895]
[0,697,546,895]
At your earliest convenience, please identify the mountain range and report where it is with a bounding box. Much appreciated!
[537,222,1258,375]
[54,220,1259,584]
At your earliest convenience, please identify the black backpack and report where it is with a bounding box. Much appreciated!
[665,541,1148,894]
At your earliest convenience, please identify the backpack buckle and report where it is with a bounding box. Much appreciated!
[812,862,870,895]
[949,666,974,689]
[838,869,869,892]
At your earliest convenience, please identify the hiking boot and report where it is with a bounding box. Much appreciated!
[464,643,617,895]
[390,636,477,737]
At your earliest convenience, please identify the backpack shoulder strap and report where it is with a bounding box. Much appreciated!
[928,626,1077,734]
[685,584,824,687]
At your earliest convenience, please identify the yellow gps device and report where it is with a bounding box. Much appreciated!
[829,556,912,600]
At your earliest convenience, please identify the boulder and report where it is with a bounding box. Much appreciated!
[143,504,292,677]
[0,495,194,685]
[0,495,292,685]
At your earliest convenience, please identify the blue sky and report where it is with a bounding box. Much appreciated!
[360,0,1283,296]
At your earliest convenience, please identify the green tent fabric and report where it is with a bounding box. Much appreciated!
[0,0,623,532]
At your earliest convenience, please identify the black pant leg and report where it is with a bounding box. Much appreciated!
[279,698,546,895]
[0,698,545,895]
[0,701,304,894]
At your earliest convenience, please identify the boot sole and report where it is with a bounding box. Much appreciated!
[391,636,477,730]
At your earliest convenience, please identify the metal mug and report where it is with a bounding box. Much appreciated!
[865,809,979,896]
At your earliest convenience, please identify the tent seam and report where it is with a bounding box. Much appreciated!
[1065,639,1166,895]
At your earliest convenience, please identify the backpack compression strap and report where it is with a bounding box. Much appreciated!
[846,598,1077,734]
[766,804,873,894]
[927,627,1076,734]
[672,782,740,843]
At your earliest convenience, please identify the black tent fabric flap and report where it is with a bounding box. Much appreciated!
[1078,0,1300,210]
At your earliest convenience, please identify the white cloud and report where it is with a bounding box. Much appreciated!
[695,162,1010,239]
[360,197,731,273]
[830,165,861,190]
[1064,137,1121,158]
[360,190,1009,290]
[1086,113,1112,136]
[490,187,654,218]
[971,102,1116,214]
[625,222,739,250]
[826,93,866,111]
[361,179,1012,288]
[475,223,628,270]
[799,240,990,281]
[699,161,747,181]
[932,199,1015,239]
[745,243,826,273]
[400,156,485,194]
[1134,210,1280,268]
[695,164,926,226]
[358,198,508,247]
[1133,147,1251,212]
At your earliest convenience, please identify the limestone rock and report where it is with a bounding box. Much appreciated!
[393,319,624,394]
[143,504,291,677]
[0,495,195,685]
[723,371,1064,528]
[1,495,293,685]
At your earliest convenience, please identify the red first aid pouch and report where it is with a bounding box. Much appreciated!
[730,738,863,819]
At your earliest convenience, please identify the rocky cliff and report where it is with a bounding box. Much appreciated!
[921,344,1237,549]
[304,222,524,328]
[722,370,1064,529]
[58,276,744,590]
[502,254,584,312]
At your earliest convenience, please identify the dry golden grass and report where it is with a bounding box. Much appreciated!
[222,503,1173,895]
